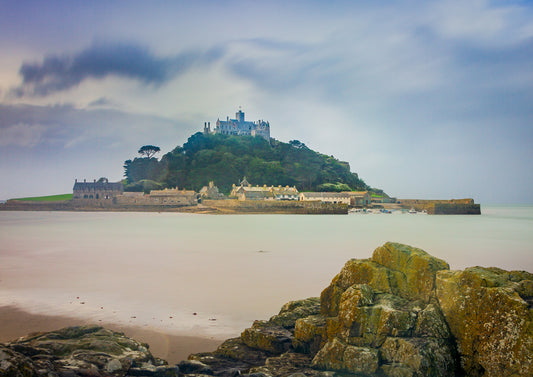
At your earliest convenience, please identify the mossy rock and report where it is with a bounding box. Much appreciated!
[436,267,533,376]
[241,321,294,354]
[268,297,321,329]
[371,242,449,302]
[379,337,457,376]
[311,338,379,375]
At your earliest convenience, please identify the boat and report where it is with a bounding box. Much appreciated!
[409,208,417,214]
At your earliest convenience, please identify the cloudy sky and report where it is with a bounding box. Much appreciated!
[1,0,532,203]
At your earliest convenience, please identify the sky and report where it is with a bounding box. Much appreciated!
[0,0,532,203]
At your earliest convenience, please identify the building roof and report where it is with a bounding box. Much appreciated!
[73,179,123,191]
[300,192,351,198]
[341,191,370,197]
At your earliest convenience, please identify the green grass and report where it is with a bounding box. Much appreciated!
[14,194,73,202]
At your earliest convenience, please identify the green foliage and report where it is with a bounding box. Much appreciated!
[138,145,161,158]
[123,179,164,194]
[316,182,353,192]
[124,157,166,183]
[15,194,73,201]
[124,133,369,193]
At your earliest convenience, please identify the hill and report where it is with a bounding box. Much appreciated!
[123,132,369,194]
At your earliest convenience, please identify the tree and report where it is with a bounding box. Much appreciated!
[138,145,161,158]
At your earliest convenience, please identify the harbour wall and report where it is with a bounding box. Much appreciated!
[398,199,481,214]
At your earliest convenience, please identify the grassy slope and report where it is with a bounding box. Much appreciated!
[14,194,73,201]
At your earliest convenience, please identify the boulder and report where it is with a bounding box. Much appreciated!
[1,325,178,377]
[320,242,449,317]
[436,266,533,376]
[241,321,293,354]
[268,297,321,329]
[311,337,379,375]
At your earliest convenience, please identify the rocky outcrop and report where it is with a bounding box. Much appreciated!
[3,242,532,376]
[184,242,531,377]
[0,325,178,377]
[436,267,533,376]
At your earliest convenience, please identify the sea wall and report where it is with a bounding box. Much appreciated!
[399,198,481,214]
[202,199,348,214]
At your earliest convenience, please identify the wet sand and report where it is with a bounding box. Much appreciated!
[0,305,222,364]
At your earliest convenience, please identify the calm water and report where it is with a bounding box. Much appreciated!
[0,206,532,338]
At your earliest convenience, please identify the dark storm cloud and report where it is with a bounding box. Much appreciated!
[12,42,225,96]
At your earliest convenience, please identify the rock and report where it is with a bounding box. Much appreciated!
[311,337,379,375]
[436,266,533,377]
[0,345,38,377]
[177,359,213,374]
[241,321,293,354]
[268,297,321,329]
[188,337,271,376]
[293,315,327,354]
[371,242,450,302]
[380,337,457,376]
[1,325,178,377]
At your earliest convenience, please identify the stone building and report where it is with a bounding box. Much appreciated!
[299,192,352,205]
[230,177,299,201]
[341,191,372,206]
[73,178,123,200]
[199,181,225,199]
[114,187,198,206]
[205,109,270,140]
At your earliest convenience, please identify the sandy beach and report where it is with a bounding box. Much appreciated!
[0,305,222,364]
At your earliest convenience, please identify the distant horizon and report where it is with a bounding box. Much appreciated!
[1,1,532,203]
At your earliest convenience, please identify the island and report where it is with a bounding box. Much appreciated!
[1,109,480,215]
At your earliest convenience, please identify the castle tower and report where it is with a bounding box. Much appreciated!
[236,110,245,123]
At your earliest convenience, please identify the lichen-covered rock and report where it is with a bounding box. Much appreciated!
[371,242,449,302]
[436,267,533,377]
[268,297,321,328]
[380,337,457,376]
[313,243,457,376]
[311,338,379,375]
[1,325,178,377]
[241,321,294,354]
[320,243,449,317]
[0,345,37,377]
[248,352,323,377]
[293,315,327,354]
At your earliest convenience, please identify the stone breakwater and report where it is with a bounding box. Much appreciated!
[2,242,532,376]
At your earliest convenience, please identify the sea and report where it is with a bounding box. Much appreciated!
[0,205,532,339]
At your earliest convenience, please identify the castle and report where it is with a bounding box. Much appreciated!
[203,109,270,140]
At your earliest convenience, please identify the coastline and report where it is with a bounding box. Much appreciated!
[0,305,222,364]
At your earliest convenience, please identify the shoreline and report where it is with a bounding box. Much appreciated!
[0,305,222,364]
